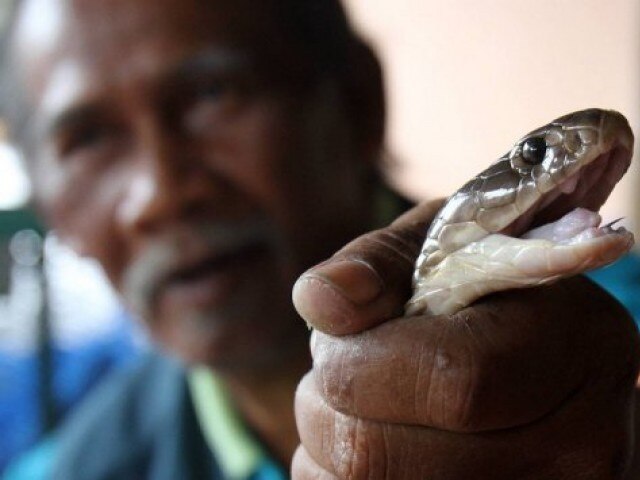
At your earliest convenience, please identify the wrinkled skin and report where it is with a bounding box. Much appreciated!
[293,200,640,479]
[9,0,640,476]
[14,0,378,370]
[11,0,380,464]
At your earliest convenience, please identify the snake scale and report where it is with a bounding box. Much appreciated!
[407,108,634,316]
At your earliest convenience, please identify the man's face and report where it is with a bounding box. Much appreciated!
[14,0,375,369]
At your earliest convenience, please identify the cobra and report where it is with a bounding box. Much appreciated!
[406,108,635,316]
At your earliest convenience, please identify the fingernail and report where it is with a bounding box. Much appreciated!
[306,259,383,305]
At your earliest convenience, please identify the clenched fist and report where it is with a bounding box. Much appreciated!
[292,200,640,480]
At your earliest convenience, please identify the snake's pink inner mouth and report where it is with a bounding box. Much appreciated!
[502,144,632,238]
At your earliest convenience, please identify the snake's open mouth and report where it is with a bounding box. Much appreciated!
[408,109,634,317]
[503,144,632,238]
[409,109,634,316]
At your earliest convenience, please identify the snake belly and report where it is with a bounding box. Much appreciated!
[406,108,635,316]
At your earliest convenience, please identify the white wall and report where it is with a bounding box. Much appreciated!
[345,0,639,231]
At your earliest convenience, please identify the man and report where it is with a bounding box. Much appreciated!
[2,0,639,478]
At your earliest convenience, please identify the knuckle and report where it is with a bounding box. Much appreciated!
[313,320,495,431]
[330,413,387,480]
[292,446,339,480]
[415,328,489,431]
[312,334,358,413]
[337,226,423,275]
[361,227,422,267]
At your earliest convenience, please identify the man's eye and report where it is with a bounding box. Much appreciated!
[196,80,226,100]
[192,78,238,105]
[59,124,110,156]
[184,79,246,133]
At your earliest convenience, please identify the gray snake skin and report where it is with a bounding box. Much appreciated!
[407,109,634,316]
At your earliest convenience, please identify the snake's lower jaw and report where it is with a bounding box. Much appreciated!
[406,207,634,317]
[513,207,634,277]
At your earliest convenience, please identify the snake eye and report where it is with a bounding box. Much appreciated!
[521,137,547,165]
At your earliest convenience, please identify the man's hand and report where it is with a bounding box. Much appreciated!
[291,200,640,479]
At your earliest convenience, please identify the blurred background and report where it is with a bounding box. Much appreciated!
[0,0,638,474]
[343,0,640,230]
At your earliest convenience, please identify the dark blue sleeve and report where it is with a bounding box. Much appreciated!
[51,351,221,480]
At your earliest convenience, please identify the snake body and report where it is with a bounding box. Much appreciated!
[407,109,635,316]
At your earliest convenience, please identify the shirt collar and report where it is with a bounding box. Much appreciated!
[188,368,267,479]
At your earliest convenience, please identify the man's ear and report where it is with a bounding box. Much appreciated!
[342,39,386,165]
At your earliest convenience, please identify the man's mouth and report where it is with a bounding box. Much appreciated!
[155,240,270,314]
[122,219,279,319]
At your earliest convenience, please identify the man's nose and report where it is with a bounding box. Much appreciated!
[116,135,216,235]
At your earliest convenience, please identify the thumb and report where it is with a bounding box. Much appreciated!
[292,199,443,335]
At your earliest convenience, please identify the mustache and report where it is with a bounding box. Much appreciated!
[121,218,278,318]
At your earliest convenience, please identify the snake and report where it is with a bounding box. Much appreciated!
[406,108,635,316]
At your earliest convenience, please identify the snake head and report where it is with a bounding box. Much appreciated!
[503,108,634,234]
[410,109,634,316]
[422,108,633,263]
[509,109,632,182]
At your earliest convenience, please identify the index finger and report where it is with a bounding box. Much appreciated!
[308,275,640,432]
[292,199,443,335]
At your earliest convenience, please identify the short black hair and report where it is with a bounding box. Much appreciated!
[277,0,386,150]
[281,0,354,75]
[0,0,385,152]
